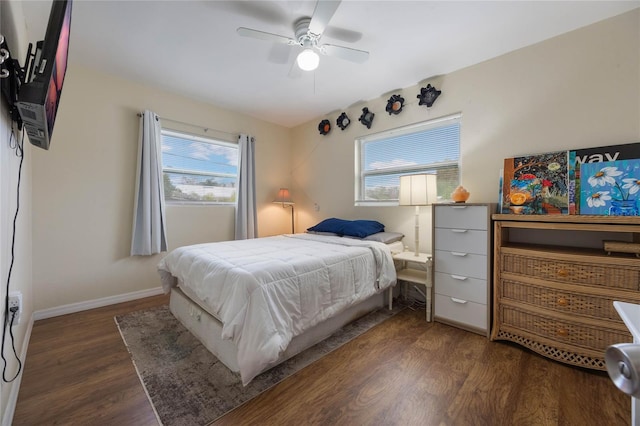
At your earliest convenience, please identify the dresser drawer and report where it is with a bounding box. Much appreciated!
[499,304,630,352]
[434,205,488,230]
[434,228,487,255]
[499,279,627,321]
[501,252,640,291]
[435,272,486,304]
[435,294,487,330]
[434,250,487,280]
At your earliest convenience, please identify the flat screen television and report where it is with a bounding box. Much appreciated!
[16,0,72,150]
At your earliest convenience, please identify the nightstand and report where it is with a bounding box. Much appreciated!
[392,251,433,322]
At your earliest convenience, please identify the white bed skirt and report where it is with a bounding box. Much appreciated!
[169,286,386,376]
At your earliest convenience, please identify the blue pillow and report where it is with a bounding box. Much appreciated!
[307,218,385,238]
[307,218,350,234]
[342,220,385,238]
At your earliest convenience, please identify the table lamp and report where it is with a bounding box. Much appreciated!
[398,174,437,256]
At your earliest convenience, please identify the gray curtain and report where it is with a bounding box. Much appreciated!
[235,134,257,239]
[131,110,168,255]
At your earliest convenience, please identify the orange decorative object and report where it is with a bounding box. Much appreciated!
[509,192,527,206]
[450,185,470,203]
[318,119,331,135]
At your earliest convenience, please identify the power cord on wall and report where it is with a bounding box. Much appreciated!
[2,123,24,383]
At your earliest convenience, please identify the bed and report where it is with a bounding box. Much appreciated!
[157,228,402,385]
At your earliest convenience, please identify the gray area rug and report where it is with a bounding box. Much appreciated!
[115,304,400,426]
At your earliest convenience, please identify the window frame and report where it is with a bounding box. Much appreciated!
[354,113,462,206]
[160,128,239,205]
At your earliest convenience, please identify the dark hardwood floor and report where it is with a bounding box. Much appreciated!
[13,295,630,425]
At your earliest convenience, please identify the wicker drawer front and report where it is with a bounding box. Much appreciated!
[500,279,622,321]
[434,205,488,230]
[501,253,640,291]
[435,250,487,280]
[435,272,486,304]
[435,294,487,329]
[500,305,630,351]
[434,228,487,255]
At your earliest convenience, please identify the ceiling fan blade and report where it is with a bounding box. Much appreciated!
[308,0,341,36]
[237,27,298,45]
[288,59,303,79]
[285,45,304,78]
[320,44,369,63]
[323,26,362,43]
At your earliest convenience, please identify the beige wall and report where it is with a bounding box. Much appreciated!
[290,9,640,254]
[1,1,33,421]
[30,63,293,311]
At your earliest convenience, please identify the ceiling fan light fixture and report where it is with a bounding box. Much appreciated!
[297,49,320,71]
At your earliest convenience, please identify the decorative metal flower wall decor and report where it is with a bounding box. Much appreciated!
[417,84,441,107]
[358,107,375,129]
[385,95,405,115]
[336,112,350,130]
[318,119,331,135]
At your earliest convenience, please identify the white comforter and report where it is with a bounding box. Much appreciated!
[157,233,397,385]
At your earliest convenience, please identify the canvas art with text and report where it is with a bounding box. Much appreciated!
[579,159,640,216]
[569,142,640,214]
[501,151,569,215]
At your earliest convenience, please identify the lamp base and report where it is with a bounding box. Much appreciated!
[414,205,420,256]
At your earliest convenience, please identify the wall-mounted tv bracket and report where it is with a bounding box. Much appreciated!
[0,35,10,79]
[0,34,26,128]
[21,41,41,86]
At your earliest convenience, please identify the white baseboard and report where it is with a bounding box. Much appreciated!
[33,287,165,321]
[2,315,34,426]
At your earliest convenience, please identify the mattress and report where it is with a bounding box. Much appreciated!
[158,233,397,384]
[170,285,386,375]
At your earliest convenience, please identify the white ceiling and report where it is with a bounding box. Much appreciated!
[19,0,640,128]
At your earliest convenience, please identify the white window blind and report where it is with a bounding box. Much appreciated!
[161,129,238,203]
[355,113,461,205]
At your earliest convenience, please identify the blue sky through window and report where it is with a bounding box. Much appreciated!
[162,133,238,175]
[161,130,238,203]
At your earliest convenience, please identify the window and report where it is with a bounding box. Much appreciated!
[355,113,461,205]
[161,129,238,203]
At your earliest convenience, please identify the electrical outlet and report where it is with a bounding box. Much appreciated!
[8,291,22,325]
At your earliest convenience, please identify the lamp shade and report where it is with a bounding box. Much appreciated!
[273,188,294,205]
[398,174,437,206]
[296,49,320,71]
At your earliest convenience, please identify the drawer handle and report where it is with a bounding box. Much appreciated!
[557,297,569,307]
[450,252,468,257]
[451,206,467,209]
[557,328,569,337]
[450,229,468,233]
[557,268,569,277]
[450,274,468,281]
[451,297,468,304]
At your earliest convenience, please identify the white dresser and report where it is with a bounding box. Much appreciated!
[432,203,494,337]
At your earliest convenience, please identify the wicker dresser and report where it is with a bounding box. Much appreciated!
[492,214,640,370]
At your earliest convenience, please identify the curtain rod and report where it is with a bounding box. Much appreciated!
[137,112,239,139]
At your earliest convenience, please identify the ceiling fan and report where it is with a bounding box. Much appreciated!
[236,0,369,72]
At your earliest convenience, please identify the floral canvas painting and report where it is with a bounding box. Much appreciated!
[579,159,640,216]
[501,151,569,214]
[569,142,640,214]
